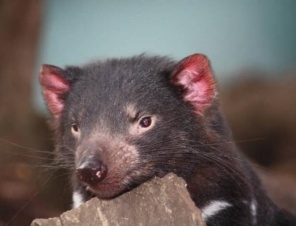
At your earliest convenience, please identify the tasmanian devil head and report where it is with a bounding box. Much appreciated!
[40,54,224,199]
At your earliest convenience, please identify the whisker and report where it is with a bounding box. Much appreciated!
[0,149,55,160]
[0,138,55,155]
[5,169,58,226]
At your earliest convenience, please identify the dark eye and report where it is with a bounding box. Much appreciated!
[71,123,79,133]
[139,117,152,128]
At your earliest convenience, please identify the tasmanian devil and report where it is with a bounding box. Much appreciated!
[40,54,296,225]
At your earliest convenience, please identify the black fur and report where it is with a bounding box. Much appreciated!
[42,54,296,226]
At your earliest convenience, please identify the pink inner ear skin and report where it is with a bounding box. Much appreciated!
[172,54,216,115]
[43,89,65,117]
[40,65,70,118]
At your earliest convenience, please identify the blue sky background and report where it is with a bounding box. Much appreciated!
[34,0,296,112]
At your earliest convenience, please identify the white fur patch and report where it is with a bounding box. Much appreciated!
[125,103,138,119]
[201,200,232,222]
[251,199,257,225]
[72,191,84,209]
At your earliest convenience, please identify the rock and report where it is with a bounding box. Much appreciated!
[31,173,205,226]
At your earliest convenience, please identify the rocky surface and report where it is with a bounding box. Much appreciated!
[31,174,205,226]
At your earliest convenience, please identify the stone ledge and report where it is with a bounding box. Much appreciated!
[31,174,205,226]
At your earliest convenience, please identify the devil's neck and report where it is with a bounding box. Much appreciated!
[182,128,253,207]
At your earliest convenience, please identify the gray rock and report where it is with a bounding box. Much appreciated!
[31,173,205,226]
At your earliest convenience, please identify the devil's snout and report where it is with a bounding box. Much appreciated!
[76,156,108,187]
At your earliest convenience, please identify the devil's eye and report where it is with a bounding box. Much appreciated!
[139,117,152,128]
[71,123,79,133]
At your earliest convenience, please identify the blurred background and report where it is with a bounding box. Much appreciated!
[0,0,296,225]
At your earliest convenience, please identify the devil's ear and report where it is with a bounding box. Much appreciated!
[171,54,216,115]
[40,65,70,118]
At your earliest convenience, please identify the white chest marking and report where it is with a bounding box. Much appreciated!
[72,191,84,209]
[201,200,232,222]
[251,199,257,225]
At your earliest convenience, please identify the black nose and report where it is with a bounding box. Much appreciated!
[76,160,107,186]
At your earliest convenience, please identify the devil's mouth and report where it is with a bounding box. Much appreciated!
[80,166,157,199]
[83,180,129,199]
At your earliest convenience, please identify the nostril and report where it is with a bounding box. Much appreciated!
[76,163,107,186]
[96,164,107,179]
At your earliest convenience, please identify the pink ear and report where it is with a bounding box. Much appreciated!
[172,54,216,115]
[40,65,70,118]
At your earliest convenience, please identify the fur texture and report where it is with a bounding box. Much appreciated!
[40,54,296,226]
